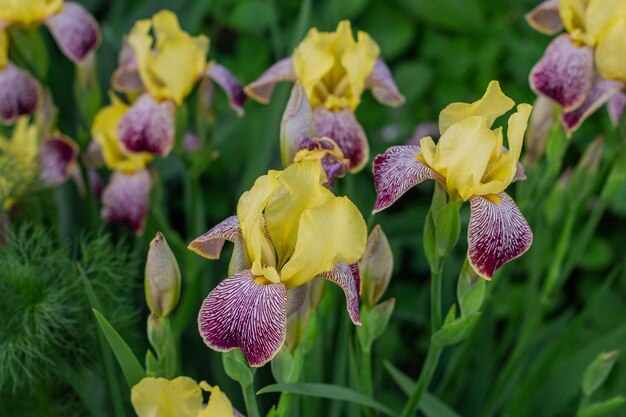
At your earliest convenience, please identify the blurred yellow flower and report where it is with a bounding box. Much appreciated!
[128,10,209,105]
[0,117,38,209]
[0,30,8,69]
[293,20,379,111]
[0,0,62,25]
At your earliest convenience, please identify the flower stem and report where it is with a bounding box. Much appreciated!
[241,381,261,417]
[361,346,375,417]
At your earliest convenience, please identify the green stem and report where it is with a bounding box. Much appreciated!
[276,392,294,417]
[361,346,374,417]
[241,382,261,417]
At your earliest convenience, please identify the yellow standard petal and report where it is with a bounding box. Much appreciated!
[584,0,626,43]
[558,0,590,34]
[131,377,204,417]
[0,117,39,209]
[92,97,153,173]
[198,382,234,417]
[438,81,515,135]
[594,16,626,81]
[0,30,8,69]
[293,28,335,108]
[0,0,63,25]
[341,31,380,109]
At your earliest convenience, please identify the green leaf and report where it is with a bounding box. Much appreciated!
[257,383,397,416]
[223,349,254,386]
[582,350,620,397]
[578,396,626,417]
[457,259,485,317]
[271,347,295,384]
[92,309,145,388]
[432,312,481,348]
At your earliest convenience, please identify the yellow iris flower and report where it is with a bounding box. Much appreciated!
[418,81,532,202]
[131,377,234,417]
[559,0,626,80]
[293,20,380,111]
[0,0,63,25]
[0,117,38,209]
[128,10,210,105]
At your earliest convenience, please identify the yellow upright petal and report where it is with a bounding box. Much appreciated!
[198,383,234,417]
[438,81,515,135]
[131,377,204,417]
[584,0,626,42]
[418,136,437,168]
[559,0,590,34]
[342,31,380,109]
[293,28,334,107]
[0,0,62,24]
[595,17,626,81]
[0,30,8,69]
[279,196,367,288]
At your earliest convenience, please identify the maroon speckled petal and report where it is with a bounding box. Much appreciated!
[118,94,175,156]
[365,59,405,107]
[101,170,152,235]
[44,2,101,64]
[561,77,624,132]
[188,216,241,260]
[0,64,40,124]
[530,34,594,111]
[244,58,295,104]
[372,145,437,213]
[525,0,563,35]
[206,63,247,116]
[468,193,532,280]
[198,270,287,367]
[320,262,361,325]
[313,107,369,173]
[39,136,78,186]
[607,91,626,126]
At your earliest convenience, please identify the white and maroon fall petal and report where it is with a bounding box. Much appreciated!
[561,78,624,133]
[607,91,626,126]
[365,59,405,107]
[39,136,78,186]
[44,2,101,64]
[198,270,287,367]
[206,63,247,116]
[320,262,361,325]
[525,0,563,35]
[118,94,175,156]
[468,193,533,280]
[0,64,40,124]
[244,58,296,104]
[101,170,152,235]
[188,216,241,260]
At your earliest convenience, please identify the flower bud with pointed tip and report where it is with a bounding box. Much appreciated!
[145,232,181,318]
[359,225,393,306]
[280,82,315,167]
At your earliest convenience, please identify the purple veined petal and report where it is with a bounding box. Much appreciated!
[320,262,361,325]
[39,136,79,187]
[198,270,287,367]
[525,0,563,35]
[529,34,594,111]
[607,91,626,126]
[111,40,144,94]
[101,169,152,235]
[205,62,247,116]
[313,107,369,173]
[244,58,296,104]
[188,216,241,260]
[468,193,533,280]
[118,94,175,156]
[364,59,405,107]
[44,2,101,64]
[561,77,624,133]
[0,64,40,125]
[372,145,438,213]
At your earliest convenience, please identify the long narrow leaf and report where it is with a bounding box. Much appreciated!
[257,383,397,416]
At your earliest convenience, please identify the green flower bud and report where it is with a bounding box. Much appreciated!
[359,225,393,306]
[145,232,181,318]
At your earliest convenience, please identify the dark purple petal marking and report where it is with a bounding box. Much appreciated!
[244,58,296,104]
[530,34,594,111]
[525,0,563,35]
[101,169,152,235]
[365,59,405,107]
[188,216,241,260]
[0,64,40,124]
[118,94,175,156]
[320,262,361,325]
[39,137,78,186]
[372,145,437,213]
[561,77,624,132]
[607,91,626,126]
[198,270,287,367]
[468,193,533,280]
[44,2,101,64]
[206,62,247,116]
[313,107,369,172]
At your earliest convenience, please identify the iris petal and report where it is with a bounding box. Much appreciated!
[188,216,241,260]
[205,62,247,116]
[101,169,152,235]
[319,262,361,325]
[364,59,405,107]
[44,2,101,64]
[118,94,175,156]
[245,58,296,104]
[525,0,564,35]
[561,76,623,132]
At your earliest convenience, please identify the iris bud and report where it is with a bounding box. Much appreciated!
[145,232,181,318]
[359,225,393,306]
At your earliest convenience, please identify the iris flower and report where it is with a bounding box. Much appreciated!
[131,376,238,417]
[0,0,100,123]
[527,0,626,132]
[111,10,246,156]
[245,20,404,172]
[0,117,38,209]
[373,82,533,279]
[189,161,366,366]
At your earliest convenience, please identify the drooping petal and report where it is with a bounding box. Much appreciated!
[111,40,144,94]
[44,2,101,64]
[244,58,296,104]
[313,107,369,172]
[525,0,563,35]
[319,261,361,325]
[594,17,626,82]
[529,34,594,111]
[561,77,624,132]
[0,64,40,124]
[131,376,203,417]
[101,169,152,235]
[608,91,626,126]
[117,94,175,156]
[280,83,315,167]
[198,270,287,367]
[205,62,247,116]
[372,145,437,213]
[39,136,78,186]
[188,216,241,260]
[364,59,405,107]
[468,193,533,279]
[198,383,235,417]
